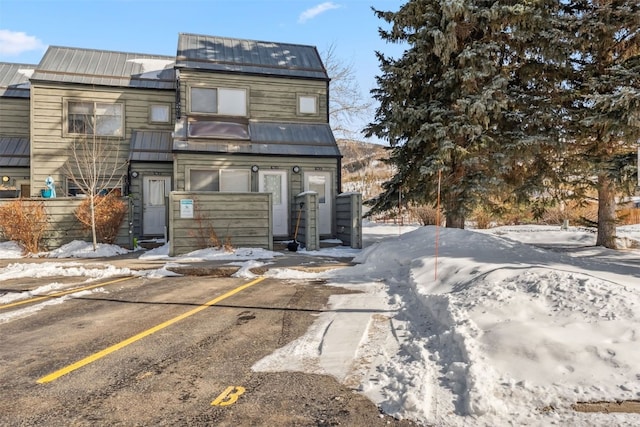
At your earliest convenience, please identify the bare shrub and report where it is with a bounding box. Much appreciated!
[75,192,127,244]
[471,207,493,229]
[189,207,221,249]
[410,204,443,226]
[0,200,48,254]
[542,200,598,226]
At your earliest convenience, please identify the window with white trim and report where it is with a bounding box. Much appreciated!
[298,94,318,115]
[67,101,123,136]
[190,87,247,116]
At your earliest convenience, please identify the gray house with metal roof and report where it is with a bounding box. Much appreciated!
[0,33,345,248]
[0,62,35,198]
[172,33,342,239]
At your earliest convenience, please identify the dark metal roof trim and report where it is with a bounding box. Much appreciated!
[130,130,173,162]
[173,122,340,157]
[0,136,30,166]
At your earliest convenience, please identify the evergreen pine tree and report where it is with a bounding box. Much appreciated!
[561,0,640,248]
[365,1,557,228]
[367,1,640,245]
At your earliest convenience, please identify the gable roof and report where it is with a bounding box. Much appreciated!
[176,33,328,80]
[31,46,176,89]
[0,62,36,98]
[0,136,30,167]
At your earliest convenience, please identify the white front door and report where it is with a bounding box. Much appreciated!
[259,170,288,236]
[143,176,171,236]
[305,171,332,235]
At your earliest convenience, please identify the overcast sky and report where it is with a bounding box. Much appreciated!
[0,0,405,143]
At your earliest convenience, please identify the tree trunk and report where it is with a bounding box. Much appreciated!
[595,173,617,249]
[445,212,465,229]
[90,194,98,251]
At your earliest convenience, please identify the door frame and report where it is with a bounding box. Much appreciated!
[142,175,171,236]
[304,171,332,236]
[258,169,289,237]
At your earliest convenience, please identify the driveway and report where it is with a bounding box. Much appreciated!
[0,260,420,426]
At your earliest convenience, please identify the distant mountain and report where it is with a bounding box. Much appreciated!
[337,139,393,201]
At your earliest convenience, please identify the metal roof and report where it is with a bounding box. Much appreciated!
[31,46,176,89]
[173,122,341,157]
[176,33,328,80]
[129,130,173,162]
[0,63,36,98]
[0,136,30,167]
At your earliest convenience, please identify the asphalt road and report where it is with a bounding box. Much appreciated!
[0,273,421,426]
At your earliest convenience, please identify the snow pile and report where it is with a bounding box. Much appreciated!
[2,223,640,425]
[255,225,640,426]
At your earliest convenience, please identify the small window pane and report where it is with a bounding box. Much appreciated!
[299,95,317,114]
[309,175,326,203]
[190,169,219,191]
[263,174,282,205]
[191,87,217,113]
[221,170,250,192]
[218,88,246,116]
[68,102,93,134]
[150,105,170,122]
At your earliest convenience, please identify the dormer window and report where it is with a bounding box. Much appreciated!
[189,86,247,117]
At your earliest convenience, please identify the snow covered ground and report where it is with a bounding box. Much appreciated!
[1,222,640,426]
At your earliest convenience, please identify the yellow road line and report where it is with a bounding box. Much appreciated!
[0,276,134,310]
[37,276,266,384]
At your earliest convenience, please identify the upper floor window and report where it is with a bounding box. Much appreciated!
[298,94,318,115]
[190,87,247,116]
[68,101,123,137]
[149,104,171,123]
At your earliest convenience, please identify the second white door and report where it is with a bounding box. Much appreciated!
[304,171,332,236]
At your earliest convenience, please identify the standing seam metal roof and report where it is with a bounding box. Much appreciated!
[176,33,328,80]
[173,122,340,157]
[0,63,36,98]
[0,136,30,167]
[129,130,173,162]
[30,46,176,89]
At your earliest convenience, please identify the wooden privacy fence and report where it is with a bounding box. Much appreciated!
[336,192,362,249]
[0,197,131,251]
[169,191,272,256]
[293,192,319,251]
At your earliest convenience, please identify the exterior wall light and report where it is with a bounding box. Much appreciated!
[1,176,9,183]
[251,165,259,172]
[131,171,139,178]
[292,166,300,174]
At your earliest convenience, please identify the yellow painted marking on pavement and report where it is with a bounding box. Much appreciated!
[211,386,246,406]
[37,276,266,384]
[0,277,134,310]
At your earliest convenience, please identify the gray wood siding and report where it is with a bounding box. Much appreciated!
[336,193,362,248]
[294,192,319,250]
[29,83,174,197]
[178,70,327,123]
[169,191,272,255]
[0,197,131,250]
[0,97,30,136]
[174,153,338,214]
